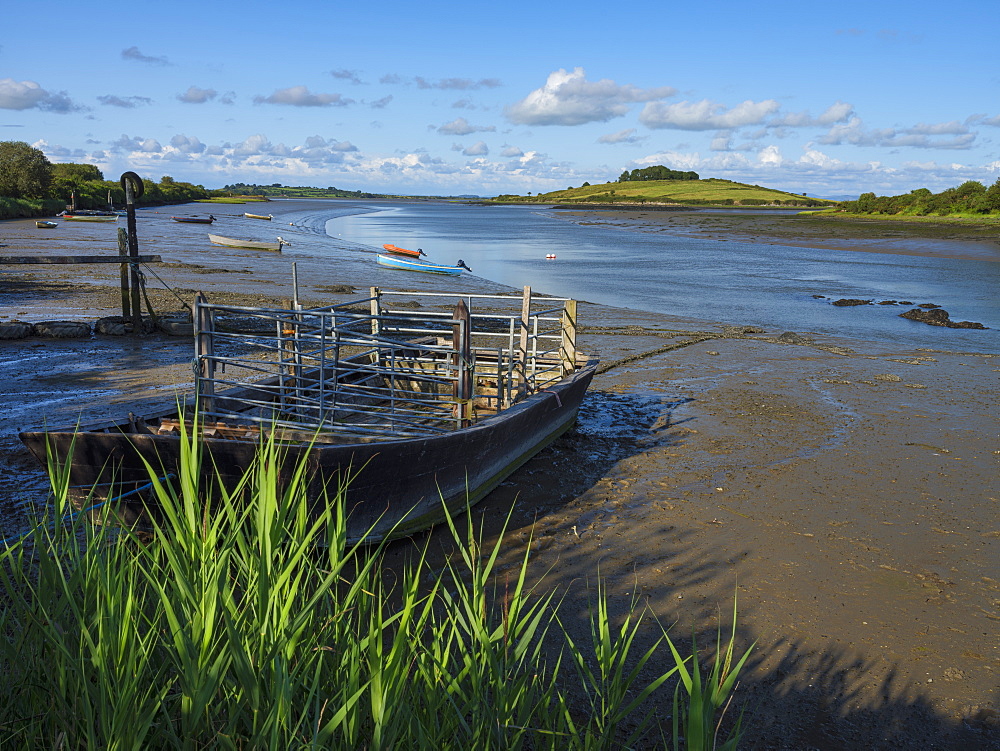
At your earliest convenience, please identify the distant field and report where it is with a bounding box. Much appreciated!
[493,179,835,207]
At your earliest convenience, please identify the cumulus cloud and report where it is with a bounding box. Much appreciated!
[500,145,524,157]
[819,116,976,149]
[0,78,81,113]
[177,86,217,104]
[639,98,780,130]
[463,141,489,156]
[770,101,854,127]
[253,86,354,107]
[507,68,675,126]
[380,74,403,85]
[111,134,163,153]
[437,117,496,136]
[97,95,153,108]
[170,134,206,153]
[369,95,392,109]
[331,69,366,84]
[416,77,502,90]
[121,46,170,65]
[597,128,645,145]
[968,113,1000,127]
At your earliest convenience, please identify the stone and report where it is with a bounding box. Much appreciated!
[777,331,813,344]
[831,298,871,306]
[32,320,92,338]
[0,320,33,340]
[899,308,987,329]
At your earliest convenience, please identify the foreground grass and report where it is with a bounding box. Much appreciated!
[0,426,752,748]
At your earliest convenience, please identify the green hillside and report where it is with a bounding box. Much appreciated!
[492,178,834,207]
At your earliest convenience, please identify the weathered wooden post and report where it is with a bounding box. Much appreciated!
[517,285,532,398]
[452,298,473,428]
[560,299,578,375]
[117,227,130,319]
[120,172,144,333]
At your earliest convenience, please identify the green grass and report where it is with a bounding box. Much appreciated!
[492,179,833,207]
[0,418,753,748]
[196,195,270,204]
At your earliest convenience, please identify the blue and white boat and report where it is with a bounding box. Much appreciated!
[376,254,472,275]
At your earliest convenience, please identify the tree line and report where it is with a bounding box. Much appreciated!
[0,140,210,219]
[222,183,384,199]
[618,165,700,182]
[838,179,1000,216]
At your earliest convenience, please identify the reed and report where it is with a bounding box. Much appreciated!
[0,422,753,748]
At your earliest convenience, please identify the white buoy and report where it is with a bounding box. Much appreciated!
[545,253,557,259]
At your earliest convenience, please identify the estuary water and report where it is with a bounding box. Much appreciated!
[278,199,999,354]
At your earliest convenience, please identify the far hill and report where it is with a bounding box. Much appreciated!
[491,178,834,208]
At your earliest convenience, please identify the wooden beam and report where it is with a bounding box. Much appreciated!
[0,255,162,264]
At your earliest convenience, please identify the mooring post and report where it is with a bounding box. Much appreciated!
[517,285,532,398]
[560,299,578,375]
[193,292,215,416]
[117,227,130,318]
[120,172,145,333]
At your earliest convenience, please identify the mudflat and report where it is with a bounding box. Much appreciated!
[1,207,997,748]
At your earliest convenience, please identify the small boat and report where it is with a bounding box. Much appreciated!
[20,288,596,544]
[36,220,58,229]
[172,215,215,224]
[244,212,273,220]
[377,254,471,275]
[383,243,426,258]
[208,233,286,252]
[62,213,118,223]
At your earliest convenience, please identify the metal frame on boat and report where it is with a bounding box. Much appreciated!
[20,285,596,543]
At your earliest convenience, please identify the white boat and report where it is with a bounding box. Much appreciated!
[376,254,471,275]
[244,212,273,220]
[63,214,118,223]
[208,233,286,252]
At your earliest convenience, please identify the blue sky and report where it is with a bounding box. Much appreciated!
[3,0,998,199]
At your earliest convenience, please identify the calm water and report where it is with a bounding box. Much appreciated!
[277,199,999,354]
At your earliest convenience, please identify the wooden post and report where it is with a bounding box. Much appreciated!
[517,285,531,398]
[117,227,129,319]
[194,292,215,416]
[452,298,473,428]
[560,299,578,375]
[121,172,144,333]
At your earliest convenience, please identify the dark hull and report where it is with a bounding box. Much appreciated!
[20,361,598,544]
[171,216,214,224]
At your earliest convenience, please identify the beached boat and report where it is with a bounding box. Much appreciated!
[208,233,286,251]
[377,254,471,275]
[62,214,118,223]
[19,288,595,544]
[383,243,426,258]
[244,212,273,220]
[172,215,215,224]
[36,221,58,228]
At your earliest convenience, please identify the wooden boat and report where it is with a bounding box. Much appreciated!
[382,243,426,258]
[172,215,215,224]
[36,220,58,228]
[208,233,285,251]
[244,212,273,220]
[377,254,471,275]
[19,288,595,544]
[62,213,118,223]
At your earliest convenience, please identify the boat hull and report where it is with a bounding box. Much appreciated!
[376,254,463,275]
[20,361,597,544]
[208,233,282,251]
[36,221,58,228]
[63,214,118,222]
[172,216,214,224]
[244,213,272,220]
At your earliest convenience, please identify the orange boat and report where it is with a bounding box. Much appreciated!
[382,243,426,259]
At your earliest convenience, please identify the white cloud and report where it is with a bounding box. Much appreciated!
[110,134,163,153]
[506,67,675,126]
[177,86,217,104]
[597,128,644,144]
[500,145,524,157]
[437,117,496,136]
[97,95,153,109]
[819,116,976,149]
[463,141,489,156]
[331,69,366,85]
[253,86,354,107]
[170,134,206,154]
[121,46,170,65]
[0,78,81,113]
[770,100,854,127]
[639,98,780,130]
[416,77,502,90]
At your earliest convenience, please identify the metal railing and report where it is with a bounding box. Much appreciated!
[191,285,580,441]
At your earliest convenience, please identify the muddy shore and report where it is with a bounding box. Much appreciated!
[1,206,998,748]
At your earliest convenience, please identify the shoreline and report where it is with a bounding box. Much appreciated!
[1,202,998,747]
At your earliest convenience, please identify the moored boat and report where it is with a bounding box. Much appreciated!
[172,215,215,224]
[62,214,118,223]
[377,254,471,275]
[382,243,426,258]
[244,212,273,220]
[19,287,595,544]
[208,233,286,251]
[36,220,58,228]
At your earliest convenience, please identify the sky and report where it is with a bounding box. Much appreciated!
[2,0,998,199]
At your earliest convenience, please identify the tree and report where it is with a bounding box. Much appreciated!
[0,141,53,199]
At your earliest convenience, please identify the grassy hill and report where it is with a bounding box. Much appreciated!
[492,178,834,207]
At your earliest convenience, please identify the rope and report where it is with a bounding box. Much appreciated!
[141,261,194,311]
